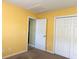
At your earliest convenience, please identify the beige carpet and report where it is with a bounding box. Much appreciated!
[5,47,68,59]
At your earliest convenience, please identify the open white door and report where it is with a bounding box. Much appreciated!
[35,19,46,51]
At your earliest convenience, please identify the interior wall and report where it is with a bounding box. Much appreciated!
[2,1,37,57]
[37,6,77,52]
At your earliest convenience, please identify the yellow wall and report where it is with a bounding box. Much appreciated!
[2,2,37,56]
[37,6,77,52]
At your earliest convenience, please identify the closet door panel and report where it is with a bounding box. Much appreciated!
[70,17,77,59]
[55,18,70,58]
[55,16,77,59]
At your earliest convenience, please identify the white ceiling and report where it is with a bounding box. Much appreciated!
[5,0,77,13]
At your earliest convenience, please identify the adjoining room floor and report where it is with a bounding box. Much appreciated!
[5,46,68,59]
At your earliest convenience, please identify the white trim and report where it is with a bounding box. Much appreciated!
[3,50,26,59]
[35,47,47,52]
[28,16,36,20]
[55,14,77,19]
[34,47,54,54]
[46,50,54,54]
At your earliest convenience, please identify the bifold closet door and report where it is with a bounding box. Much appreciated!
[54,16,77,59]
[69,17,77,59]
[55,17,71,58]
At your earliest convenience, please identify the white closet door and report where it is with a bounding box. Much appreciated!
[55,17,71,58]
[69,17,77,59]
[54,16,77,59]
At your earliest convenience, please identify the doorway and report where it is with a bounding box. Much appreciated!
[28,17,36,48]
[28,17,47,51]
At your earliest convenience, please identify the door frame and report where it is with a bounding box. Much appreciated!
[27,16,36,50]
[53,14,77,54]
[27,17,47,51]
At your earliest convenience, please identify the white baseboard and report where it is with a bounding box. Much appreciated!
[46,50,54,54]
[3,50,26,59]
[34,47,53,54]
